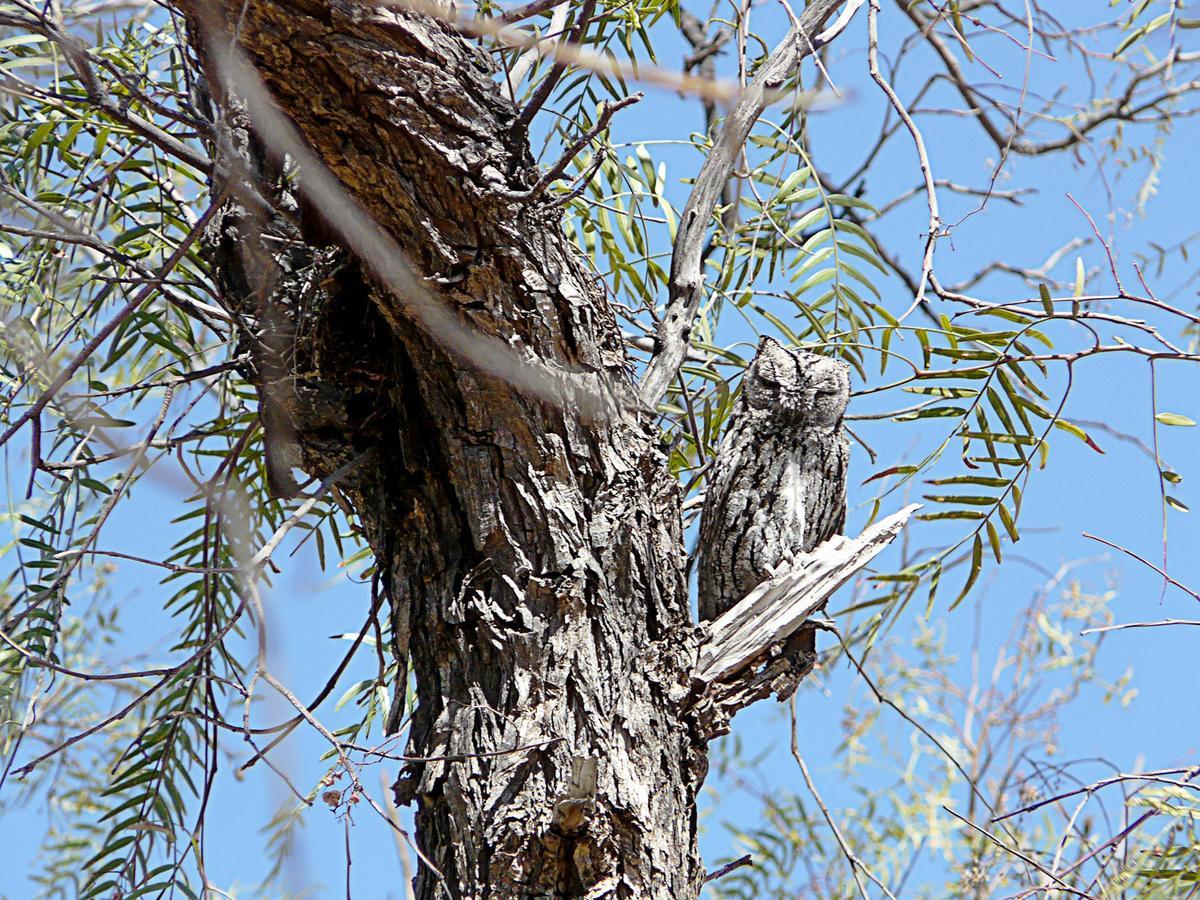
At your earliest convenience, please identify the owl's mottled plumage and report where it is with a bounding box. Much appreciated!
[696,337,850,622]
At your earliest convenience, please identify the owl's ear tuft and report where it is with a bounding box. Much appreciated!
[750,336,795,386]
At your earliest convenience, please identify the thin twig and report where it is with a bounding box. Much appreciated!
[995,766,1200,822]
[514,0,598,130]
[791,701,892,900]
[497,0,564,23]
[942,806,1095,898]
[502,93,642,202]
[1081,618,1200,635]
[868,0,939,320]
[1081,532,1200,602]
[702,854,753,883]
[381,769,418,900]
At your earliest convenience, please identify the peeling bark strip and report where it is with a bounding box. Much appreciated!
[184,1,880,896]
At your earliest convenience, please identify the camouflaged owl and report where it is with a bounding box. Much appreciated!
[696,337,850,622]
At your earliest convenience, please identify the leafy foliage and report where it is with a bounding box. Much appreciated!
[0,8,387,894]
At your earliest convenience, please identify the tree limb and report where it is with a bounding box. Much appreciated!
[639,0,851,407]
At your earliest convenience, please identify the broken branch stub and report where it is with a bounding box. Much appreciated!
[694,504,921,689]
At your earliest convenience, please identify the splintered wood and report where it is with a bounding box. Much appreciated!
[696,504,921,685]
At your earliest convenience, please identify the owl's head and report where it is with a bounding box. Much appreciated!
[741,336,850,426]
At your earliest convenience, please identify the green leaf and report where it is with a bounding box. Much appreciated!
[951,535,984,610]
[19,514,59,534]
[1038,283,1054,315]
[997,502,1019,542]
[872,572,922,583]
[1054,419,1105,453]
[927,475,1009,487]
[895,406,968,421]
[921,494,997,505]
[931,347,1000,361]
[903,386,979,398]
[962,431,1038,446]
[1155,412,1196,427]
[978,307,1034,326]
[862,465,918,484]
[79,477,114,495]
[986,520,1003,563]
[1015,396,1055,420]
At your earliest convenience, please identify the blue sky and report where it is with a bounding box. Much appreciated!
[2,2,1199,897]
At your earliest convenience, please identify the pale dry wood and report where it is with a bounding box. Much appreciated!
[696,504,921,685]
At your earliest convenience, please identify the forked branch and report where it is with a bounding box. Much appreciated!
[639,0,860,408]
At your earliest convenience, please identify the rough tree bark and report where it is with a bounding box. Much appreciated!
[180,1,877,896]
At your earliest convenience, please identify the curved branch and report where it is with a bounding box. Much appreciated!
[639,0,852,407]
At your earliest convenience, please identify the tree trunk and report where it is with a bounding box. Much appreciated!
[184,1,859,896]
